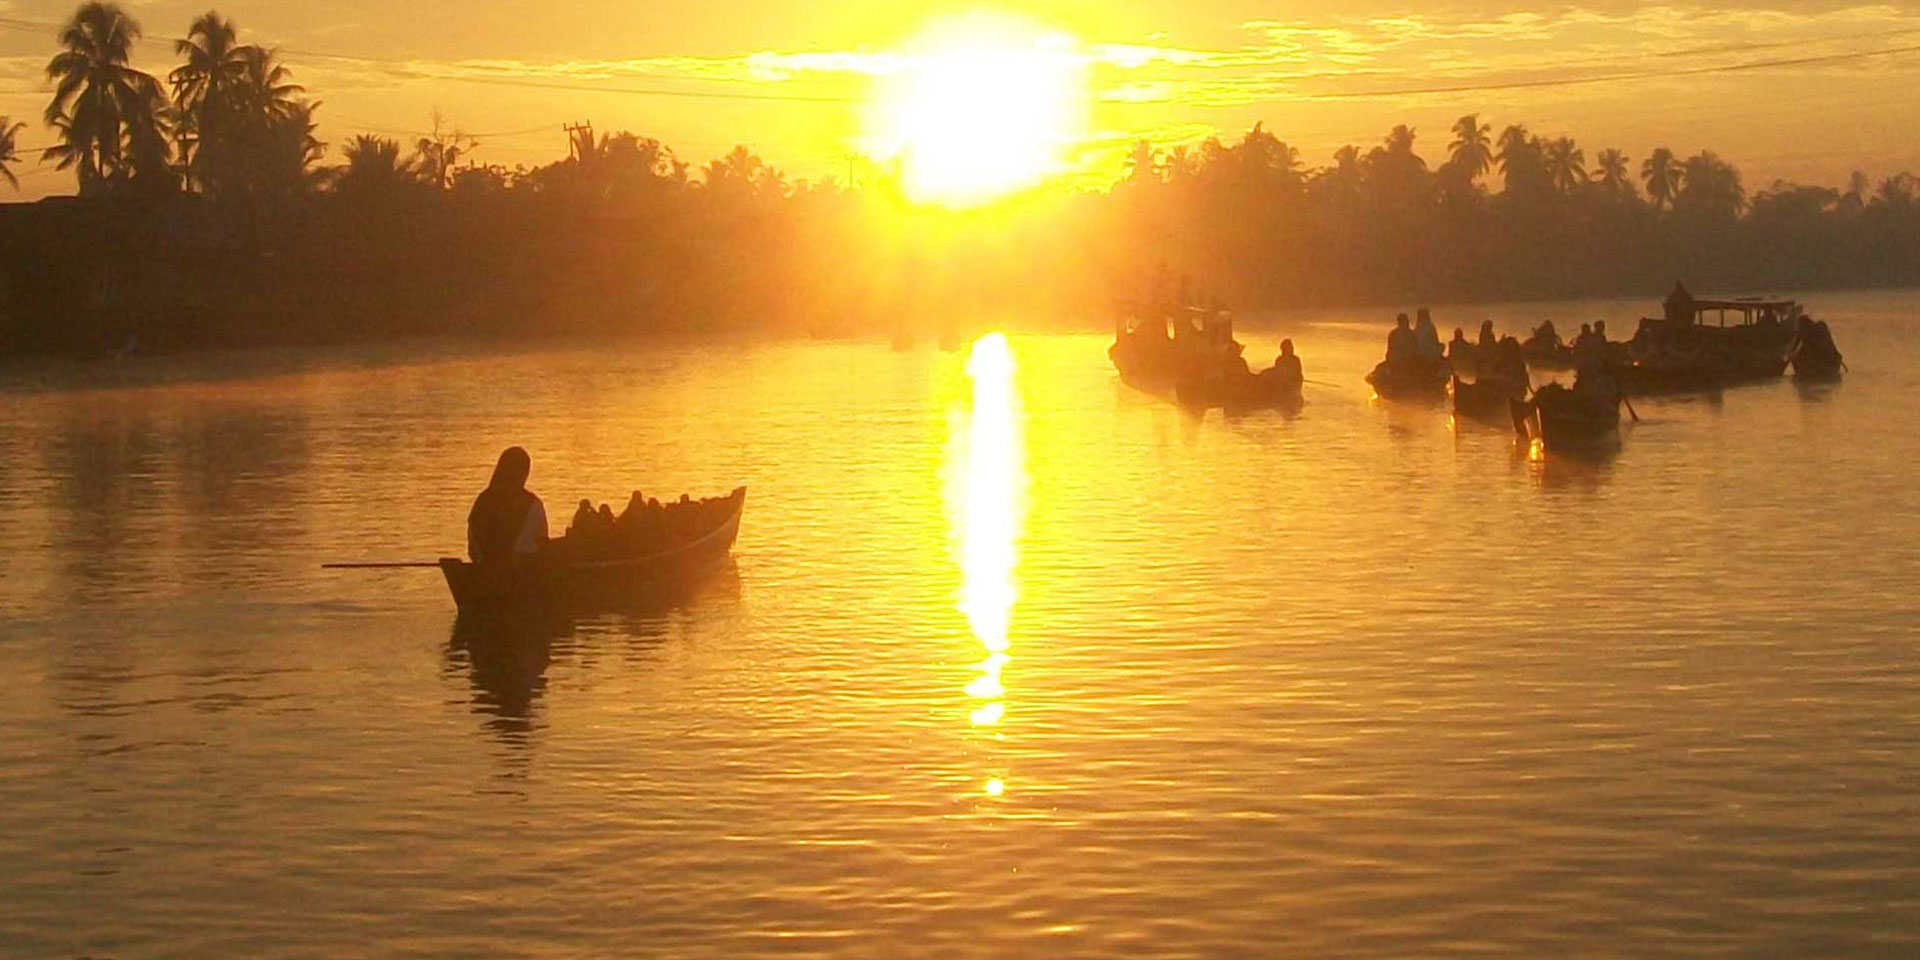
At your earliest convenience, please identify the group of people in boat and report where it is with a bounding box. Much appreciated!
[466,446,730,566]
[1371,309,1626,440]
[1368,308,1454,399]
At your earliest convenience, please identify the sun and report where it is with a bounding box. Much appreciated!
[865,13,1089,207]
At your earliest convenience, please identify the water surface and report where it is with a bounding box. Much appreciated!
[1,291,1916,958]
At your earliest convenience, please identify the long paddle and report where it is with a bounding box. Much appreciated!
[322,561,444,570]
[1622,391,1640,423]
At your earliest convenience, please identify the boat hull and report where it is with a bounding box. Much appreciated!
[1368,360,1450,405]
[1451,376,1524,426]
[441,487,745,614]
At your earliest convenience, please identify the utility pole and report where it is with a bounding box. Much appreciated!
[564,121,594,161]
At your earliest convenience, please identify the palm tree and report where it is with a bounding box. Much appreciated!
[1383,124,1421,164]
[1593,148,1631,196]
[1124,139,1158,185]
[45,2,171,194]
[1676,151,1744,219]
[1496,124,1544,197]
[334,134,419,197]
[0,116,25,190]
[169,11,245,177]
[1641,147,1678,214]
[1448,113,1493,182]
[1544,137,1586,195]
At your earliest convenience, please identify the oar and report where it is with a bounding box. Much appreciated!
[322,561,444,570]
[1303,378,1343,389]
[1622,392,1640,423]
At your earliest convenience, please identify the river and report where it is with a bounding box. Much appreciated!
[1,290,1915,958]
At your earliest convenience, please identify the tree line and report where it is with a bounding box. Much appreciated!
[1091,117,1918,309]
[0,2,1915,357]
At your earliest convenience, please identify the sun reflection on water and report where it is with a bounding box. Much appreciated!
[947,333,1026,795]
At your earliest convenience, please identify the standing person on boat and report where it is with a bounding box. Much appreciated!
[1386,314,1418,365]
[1477,320,1498,353]
[466,446,549,566]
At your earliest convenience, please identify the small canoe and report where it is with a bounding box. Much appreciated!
[1368,359,1450,405]
[1451,375,1524,426]
[1177,368,1302,412]
[441,487,745,614]
[1517,389,1619,456]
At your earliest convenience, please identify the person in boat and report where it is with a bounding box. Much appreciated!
[467,446,548,566]
[1490,337,1530,393]
[1385,314,1418,365]
[1788,315,1842,367]
[1265,339,1304,392]
[1528,320,1563,350]
[1664,281,1695,325]
[1414,309,1444,360]
[1571,322,1604,364]
[1447,327,1472,361]
[1572,357,1621,408]
[1477,320,1498,353]
[570,498,599,534]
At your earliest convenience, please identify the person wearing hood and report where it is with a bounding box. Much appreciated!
[1414,308,1444,360]
[466,446,549,565]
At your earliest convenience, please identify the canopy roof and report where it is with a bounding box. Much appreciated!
[1690,297,1799,312]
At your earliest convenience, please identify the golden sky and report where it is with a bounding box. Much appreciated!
[1,1,1917,197]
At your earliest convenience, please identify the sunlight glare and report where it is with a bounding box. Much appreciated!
[866,13,1089,207]
[950,333,1025,733]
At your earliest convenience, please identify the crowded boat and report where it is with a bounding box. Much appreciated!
[1351,284,1841,456]
[448,447,746,612]
[1366,308,1451,403]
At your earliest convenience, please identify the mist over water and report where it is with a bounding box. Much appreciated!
[0,290,1915,958]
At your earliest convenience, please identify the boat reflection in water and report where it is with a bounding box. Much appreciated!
[947,333,1026,799]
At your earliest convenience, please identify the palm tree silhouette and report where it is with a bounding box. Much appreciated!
[1677,151,1744,219]
[1124,139,1158,185]
[1641,147,1678,214]
[1495,124,1545,197]
[0,116,26,189]
[1544,137,1587,195]
[44,2,170,195]
[335,134,419,197]
[170,11,245,183]
[1448,113,1493,183]
[1593,148,1631,196]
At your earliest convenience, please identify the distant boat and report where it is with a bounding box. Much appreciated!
[1176,367,1302,412]
[440,487,745,614]
[1110,302,1244,394]
[1366,358,1450,405]
[1621,292,1797,395]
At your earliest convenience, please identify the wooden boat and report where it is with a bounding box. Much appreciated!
[1367,358,1450,405]
[1111,304,1243,394]
[1177,368,1302,412]
[441,487,745,614]
[1624,293,1798,394]
[1451,375,1524,426]
[1515,387,1619,456]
